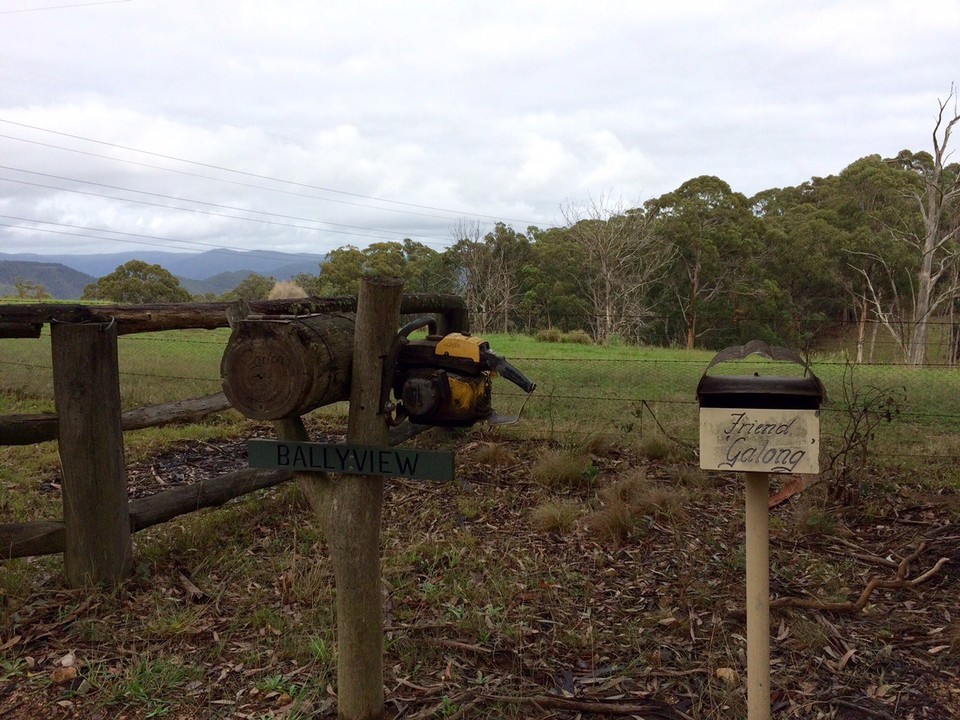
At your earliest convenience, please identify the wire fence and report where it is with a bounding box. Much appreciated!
[2,316,960,467]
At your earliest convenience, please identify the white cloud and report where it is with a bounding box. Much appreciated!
[0,0,958,256]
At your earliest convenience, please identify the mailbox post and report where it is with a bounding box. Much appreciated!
[697,340,824,720]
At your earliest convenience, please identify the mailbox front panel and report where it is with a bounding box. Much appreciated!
[699,407,820,474]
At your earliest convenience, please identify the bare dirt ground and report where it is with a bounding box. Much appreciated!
[1,419,958,719]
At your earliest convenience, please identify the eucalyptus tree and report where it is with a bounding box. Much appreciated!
[645,176,763,349]
[222,272,277,301]
[82,260,191,303]
[842,90,960,365]
[829,155,921,362]
[315,240,454,297]
[520,226,590,331]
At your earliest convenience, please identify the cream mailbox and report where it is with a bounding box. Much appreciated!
[696,340,824,720]
[697,340,825,475]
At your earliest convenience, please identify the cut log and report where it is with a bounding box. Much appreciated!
[0,322,41,339]
[220,313,355,420]
[0,414,58,445]
[120,393,233,431]
[0,521,65,558]
[128,468,294,529]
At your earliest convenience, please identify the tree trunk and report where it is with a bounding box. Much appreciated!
[856,295,868,364]
[220,314,355,420]
[909,243,935,366]
[686,261,700,351]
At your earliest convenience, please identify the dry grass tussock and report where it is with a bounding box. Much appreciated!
[585,468,690,543]
[530,499,580,533]
[473,442,517,467]
[530,449,592,490]
[267,281,308,300]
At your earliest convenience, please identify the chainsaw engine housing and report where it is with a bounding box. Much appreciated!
[397,367,492,426]
[389,322,535,427]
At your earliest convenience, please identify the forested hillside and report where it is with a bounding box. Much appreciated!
[0,261,95,299]
[295,147,958,365]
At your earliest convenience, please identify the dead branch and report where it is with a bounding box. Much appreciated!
[481,693,684,717]
[770,542,950,613]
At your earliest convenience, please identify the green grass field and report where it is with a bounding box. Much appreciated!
[3,328,960,470]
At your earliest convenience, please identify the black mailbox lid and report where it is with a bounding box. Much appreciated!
[697,374,824,409]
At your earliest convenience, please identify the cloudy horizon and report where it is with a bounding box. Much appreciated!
[1,0,958,257]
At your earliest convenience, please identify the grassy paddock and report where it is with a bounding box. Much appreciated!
[3,329,960,469]
[482,334,960,477]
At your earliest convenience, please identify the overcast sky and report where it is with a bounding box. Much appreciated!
[1,0,958,258]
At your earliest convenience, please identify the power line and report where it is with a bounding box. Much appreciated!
[0,164,450,246]
[0,118,543,227]
[0,133,482,226]
[0,0,129,14]
[0,176,409,243]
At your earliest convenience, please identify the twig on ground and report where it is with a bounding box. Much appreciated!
[770,541,950,613]
[481,692,684,717]
[834,698,897,719]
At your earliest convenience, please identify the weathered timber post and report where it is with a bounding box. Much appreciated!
[332,276,403,720]
[51,320,133,586]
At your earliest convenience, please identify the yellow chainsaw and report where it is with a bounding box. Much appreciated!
[385,317,536,427]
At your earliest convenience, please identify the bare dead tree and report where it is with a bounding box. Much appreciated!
[561,196,675,344]
[850,87,960,365]
[908,86,960,365]
[449,219,493,332]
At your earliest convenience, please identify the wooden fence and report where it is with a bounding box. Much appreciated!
[0,294,468,586]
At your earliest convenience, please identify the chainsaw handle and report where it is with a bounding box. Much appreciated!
[398,317,437,338]
[484,351,536,394]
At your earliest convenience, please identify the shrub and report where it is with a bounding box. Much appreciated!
[561,329,593,345]
[535,328,562,343]
[268,281,308,300]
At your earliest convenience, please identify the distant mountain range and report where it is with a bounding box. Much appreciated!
[0,250,326,299]
[0,261,95,299]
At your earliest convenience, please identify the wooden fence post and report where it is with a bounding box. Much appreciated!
[331,277,403,720]
[51,320,133,587]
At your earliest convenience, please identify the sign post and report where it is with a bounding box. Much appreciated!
[697,341,824,720]
[744,470,770,720]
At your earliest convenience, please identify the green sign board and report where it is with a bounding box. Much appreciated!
[248,439,455,482]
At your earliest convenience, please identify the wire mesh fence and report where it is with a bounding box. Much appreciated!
[2,314,960,467]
